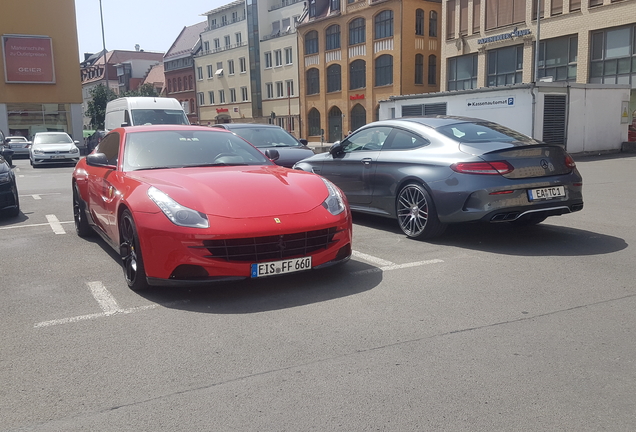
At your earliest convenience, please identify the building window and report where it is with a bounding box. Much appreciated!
[375,55,393,86]
[224,35,231,47]
[276,81,284,97]
[286,79,294,96]
[306,68,320,95]
[266,82,274,99]
[236,32,242,45]
[189,76,193,90]
[446,0,457,39]
[429,11,438,37]
[209,91,215,104]
[219,89,225,104]
[374,10,394,40]
[222,15,227,25]
[447,53,478,90]
[305,31,319,55]
[230,88,236,102]
[326,25,341,50]
[416,9,425,36]
[415,54,424,84]
[275,50,283,66]
[282,17,291,30]
[241,86,248,101]
[207,65,213,79]
[428,55,437,85]
[538,35,577,82]
[351,104,366,132]
[487,45,523,86]
[265,51,273,68]
[308,108,321,136]
[285,47,293,65]
[589,25,636,85]
[486,0,526,31]
[167,80,172,92]
[214,38,220,49]
[228,59,235,75]
[204,41,210,52]
[197,67,203,81]
[350,59,366,90]
[198,92,204,106]
[239,57,247,73]
[331,0,340,11]
[349,18,366,45]
[327,64,342,92]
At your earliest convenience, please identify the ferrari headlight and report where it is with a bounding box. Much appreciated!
[147,186,209,228]
[321,178,345,216]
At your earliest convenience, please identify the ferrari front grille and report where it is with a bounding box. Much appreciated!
[198,227,339,262]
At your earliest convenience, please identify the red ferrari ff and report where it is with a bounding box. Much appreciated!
[72,125,352,290]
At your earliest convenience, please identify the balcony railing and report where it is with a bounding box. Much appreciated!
[197,41,247,57]
[269,0,303,12]
[204,16,246,32]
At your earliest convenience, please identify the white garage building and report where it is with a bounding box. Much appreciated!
[379,82,632,155]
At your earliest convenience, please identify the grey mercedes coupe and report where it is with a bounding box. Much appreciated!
[293,116,583,240]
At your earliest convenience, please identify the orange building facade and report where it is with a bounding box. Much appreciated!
[298,0,442,143]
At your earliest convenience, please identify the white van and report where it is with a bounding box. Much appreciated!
[104,97,189,131]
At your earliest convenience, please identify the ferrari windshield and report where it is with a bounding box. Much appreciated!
[123,130,272,171]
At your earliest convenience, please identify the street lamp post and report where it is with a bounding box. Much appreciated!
[99,0,109,90]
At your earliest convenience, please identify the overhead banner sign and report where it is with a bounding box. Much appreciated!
[477,27,531,45]
[2,34,55,84]
[467,96,515,110]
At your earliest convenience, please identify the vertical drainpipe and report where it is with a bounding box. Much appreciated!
[532,0,541,140]
[247,0,263,119]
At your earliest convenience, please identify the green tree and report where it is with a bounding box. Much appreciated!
[86,84,117,130]
[121,83,159,98]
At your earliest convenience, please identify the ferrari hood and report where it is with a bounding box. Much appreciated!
[128,165,329,218]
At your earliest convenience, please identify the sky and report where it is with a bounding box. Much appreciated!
[74,0,227,61]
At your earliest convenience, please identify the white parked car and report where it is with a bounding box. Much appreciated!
[30,132,80,167]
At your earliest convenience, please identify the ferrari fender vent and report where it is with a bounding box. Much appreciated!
[200,227,339,262]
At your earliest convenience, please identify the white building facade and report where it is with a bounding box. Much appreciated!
[195,0,305,136]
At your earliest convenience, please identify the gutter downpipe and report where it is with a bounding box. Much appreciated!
[532,0,541,139]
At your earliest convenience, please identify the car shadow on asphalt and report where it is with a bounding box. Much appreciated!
[352,212,627,257]
[88,233,383,314]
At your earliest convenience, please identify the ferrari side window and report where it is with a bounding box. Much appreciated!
[98,133,120,166]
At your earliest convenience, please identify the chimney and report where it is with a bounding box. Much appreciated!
[135,44,140,51]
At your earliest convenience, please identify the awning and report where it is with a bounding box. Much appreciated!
[215,69,223,76]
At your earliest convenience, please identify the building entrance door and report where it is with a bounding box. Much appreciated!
[328,106,343,143]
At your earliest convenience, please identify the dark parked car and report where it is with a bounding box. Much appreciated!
[0,130,14,167]
[0,149,19,217]
[86,130,106,153]
[211,124,313,168]
[294,116,584,240]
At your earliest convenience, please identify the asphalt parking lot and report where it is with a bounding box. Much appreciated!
[2,154,636,431]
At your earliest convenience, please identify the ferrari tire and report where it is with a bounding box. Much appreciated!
[73,184,93,237]
[119,209,150,291]
[396,183,446,240]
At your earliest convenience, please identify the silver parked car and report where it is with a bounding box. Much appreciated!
[30,132,80,167]
[5,136,31,157]
[293,116,583,240]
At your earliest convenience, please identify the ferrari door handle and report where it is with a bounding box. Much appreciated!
[361,158,372,165]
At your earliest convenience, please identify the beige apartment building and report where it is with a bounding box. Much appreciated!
[298,0,443,143]
[442,0,636,115]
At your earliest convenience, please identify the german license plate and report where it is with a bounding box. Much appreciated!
[251,257,312,278]
[51,155,65,159]
[528,186,565,201]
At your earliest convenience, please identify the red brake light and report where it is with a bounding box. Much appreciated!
[450,161,514,175]
[565,154,576,168]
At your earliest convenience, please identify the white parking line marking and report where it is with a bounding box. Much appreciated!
[88,281,121,313]
[45,214,66,234]
[350,258,444,276]
[19,193,61,199]
[0,221,73,231]
[352,250,395,267]
[34,281,190,328]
